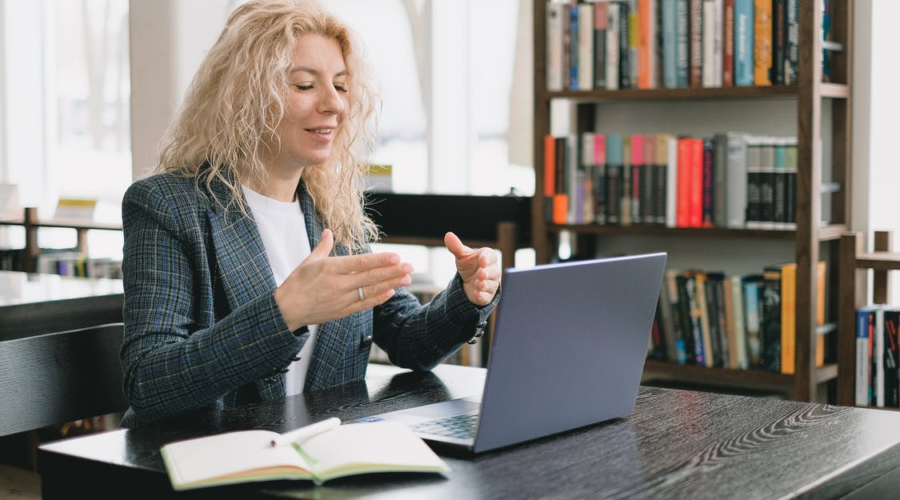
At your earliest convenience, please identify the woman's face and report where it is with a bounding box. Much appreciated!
[269,34,349,176]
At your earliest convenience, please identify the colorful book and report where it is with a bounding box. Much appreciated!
[753,0,772,86]
[734,0,754,86]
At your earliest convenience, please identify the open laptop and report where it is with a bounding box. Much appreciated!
[363,252,667,454]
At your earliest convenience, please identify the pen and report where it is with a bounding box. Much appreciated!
[269,417,341,448]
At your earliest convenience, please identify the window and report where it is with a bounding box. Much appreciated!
[0,0,130,258]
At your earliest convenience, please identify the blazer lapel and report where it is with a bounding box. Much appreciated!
[298,182,355,391]
[206,176,277,315]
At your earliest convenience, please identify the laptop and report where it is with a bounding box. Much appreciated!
[363,252,667,454]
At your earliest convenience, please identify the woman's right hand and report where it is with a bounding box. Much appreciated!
[274,229,414,331]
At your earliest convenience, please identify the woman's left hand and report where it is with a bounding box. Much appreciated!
[444,232,501,306]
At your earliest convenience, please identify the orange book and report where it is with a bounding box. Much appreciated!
[638,0,652,89]
[544,135,556,198]
[552,194,569,225]
[816,261,826,367]
[753,0,773,86]
[780,263,797,375]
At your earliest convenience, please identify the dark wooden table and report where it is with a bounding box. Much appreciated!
[37,364,900,499]
[0,270,123,340]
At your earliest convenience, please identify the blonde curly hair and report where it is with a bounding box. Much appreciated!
[156,0,379,251]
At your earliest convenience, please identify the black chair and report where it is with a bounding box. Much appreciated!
[0,323,126,437]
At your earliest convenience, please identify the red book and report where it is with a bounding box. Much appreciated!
[689,138,704,228]
[676,138,692,227]
[723,0,735,87]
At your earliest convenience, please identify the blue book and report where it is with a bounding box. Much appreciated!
[675,0,690,87]
[857,308,874,406]
[742,275,763,366]
[569,5,580,90]
[662,0,678,88]
[734,0,754,87]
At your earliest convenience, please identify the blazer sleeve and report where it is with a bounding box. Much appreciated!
[119,181,304,423]
[372,257,500,371]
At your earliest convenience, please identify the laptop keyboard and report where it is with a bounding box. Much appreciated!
[410,412,479,439]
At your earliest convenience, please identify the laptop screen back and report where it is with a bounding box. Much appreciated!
[473,253,666,453]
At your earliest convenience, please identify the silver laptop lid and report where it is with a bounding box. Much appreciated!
[473,253,666,453]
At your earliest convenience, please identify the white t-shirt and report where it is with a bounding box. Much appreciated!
[242,185,318,396]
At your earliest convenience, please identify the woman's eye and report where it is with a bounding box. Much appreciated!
[294,84,313,91]
[334,84,348,93]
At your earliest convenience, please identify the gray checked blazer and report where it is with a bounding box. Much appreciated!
[119,172,496,427]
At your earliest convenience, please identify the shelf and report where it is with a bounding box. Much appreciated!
[540,85,799,102]
[855,253,900,272]
[643,360,838,392]
[548,223,847,242]
[540,83,848,103]
[0,218,122,232]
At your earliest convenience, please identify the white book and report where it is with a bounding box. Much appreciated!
[546,3,565,92]
[606,3,620,90]
[578,3,595,90]
[725,132,749,228]
[702,0,716,87]
[730,275,748,369]
[666,135,678,228]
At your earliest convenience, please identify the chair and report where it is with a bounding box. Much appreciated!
[0,323,126,437]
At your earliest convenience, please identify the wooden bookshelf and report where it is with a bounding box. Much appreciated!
[532,0,853,402]
[837,231,896,407]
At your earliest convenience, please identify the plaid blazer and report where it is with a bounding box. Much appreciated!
[119,172,495,427]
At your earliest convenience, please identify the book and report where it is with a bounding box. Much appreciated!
[161,418,450,490]
[856,306,876,406]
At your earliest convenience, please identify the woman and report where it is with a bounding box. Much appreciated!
[120,0,501,427]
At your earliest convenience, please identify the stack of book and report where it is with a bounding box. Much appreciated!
[854,305,900,408]
[544,132,802,230]
[647,261,827,374]
[546,0,838,92]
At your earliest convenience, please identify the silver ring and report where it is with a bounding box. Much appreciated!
[358,287,365,301]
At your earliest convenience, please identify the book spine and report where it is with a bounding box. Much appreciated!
[753,0,772,86]
[773,138,787,229]
[594,2,608,89]
[758,138,776,229]
[713,133,727,227]
[569,5,580,91]
[731,275,749,369]
[676,137,692,227]
[666,136,679,227]
[696,272,715,367]
[785,0,798,84]
[607,3,621,90]
[772,0,786,85]
[578,3,595,90]
[666,270,688,364]
[875,307,885,407]
[701,138,715,227]
[725,132,748,228]
[638,0,653,89]
[594,133,608,224]
[628,0,640,88]
[780,263,796,375]
[546,3,565,92]
[885,309,900,408]
[722,0,735,87]
[689,0,704,87]
[702,0,716,88]
[761,266,782,372]
[734,0,754,86]
[857,308,873,406]
[631,135,644,224]
[606,134,623,225]
[619,2,632,89]
[675,0,690,87]
[689,138,704,228]
[662,0,678,88]
[743,276,763,366]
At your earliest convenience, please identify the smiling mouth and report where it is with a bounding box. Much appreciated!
[307,128,333,134]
